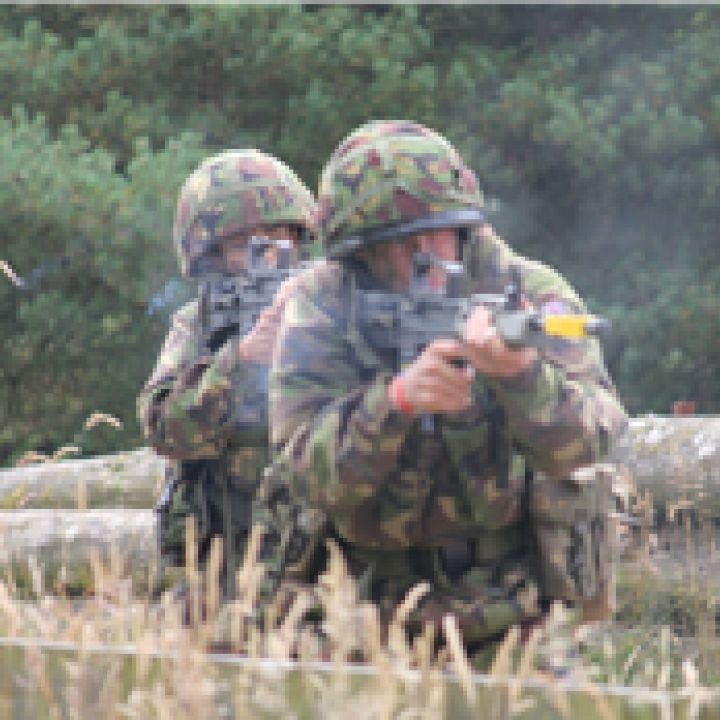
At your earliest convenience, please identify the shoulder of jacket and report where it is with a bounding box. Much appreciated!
[518,257,583,308]
[293,260,348,316]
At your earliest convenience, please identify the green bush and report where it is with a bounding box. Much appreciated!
[2,6,720,462]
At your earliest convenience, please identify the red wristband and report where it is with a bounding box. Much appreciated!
[389,375,414,415]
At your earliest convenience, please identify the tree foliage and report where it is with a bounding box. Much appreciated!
[1,5,719,464]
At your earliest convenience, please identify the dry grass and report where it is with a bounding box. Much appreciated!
[1,521,718,719]
[83,413,124,431]
[14,446,82,467]
[4,436,720,716]
[13,411,124,468]
[0,259,23,287]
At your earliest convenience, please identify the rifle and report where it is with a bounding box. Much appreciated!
[357,250,608,363]
[197,236,295,352]
[356,251,609,430]
[197,235,325,352]
[156,236,306,580]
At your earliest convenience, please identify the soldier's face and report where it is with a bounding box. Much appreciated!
[389,228,459,291]
[221,225,298,274]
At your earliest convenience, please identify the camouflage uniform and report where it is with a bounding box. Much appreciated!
[138,149,316,594]
[266,121,628,646]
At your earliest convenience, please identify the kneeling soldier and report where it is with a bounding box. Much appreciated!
[138,150,316,600]
[265,121,628,656]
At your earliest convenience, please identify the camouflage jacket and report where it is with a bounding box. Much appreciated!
[138,299,270,571]
[139,298,269,471]
[268,228,628,639]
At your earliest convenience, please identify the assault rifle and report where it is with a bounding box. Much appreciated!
[357,251,609,367]
[156,236,310,585]
[197,236,295,352]
[356,251,609,430]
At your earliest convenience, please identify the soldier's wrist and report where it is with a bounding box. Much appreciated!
[236,336,263,364]
[388,374,414,415]
[236,337,250,362]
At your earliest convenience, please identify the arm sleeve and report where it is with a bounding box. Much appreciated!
[487,262,628,478]
[137,301,268,460]
[270,272,413,515]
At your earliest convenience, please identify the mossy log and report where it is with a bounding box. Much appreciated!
[0,448,164,510]
[609,416,720,517]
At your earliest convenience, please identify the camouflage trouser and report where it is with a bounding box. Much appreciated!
[254,466,543,646]
[252,467,328,612]
[530,463,618,621]
[252,462,618,640]
[156,460,256,598]
[325,515,544,646]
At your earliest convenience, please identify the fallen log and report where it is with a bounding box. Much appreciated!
[0,510,157,593]
[609,415,720,517]
[0,415,719,518]
[0,415,720,567]
[0,448,164,510]
[0,505,717,636]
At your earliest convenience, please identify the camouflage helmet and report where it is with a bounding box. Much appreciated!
[317,120,484,257]
[173,149,317,277]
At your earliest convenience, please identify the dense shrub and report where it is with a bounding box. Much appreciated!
[2,6,719,463]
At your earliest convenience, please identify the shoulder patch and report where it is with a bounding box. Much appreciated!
[541,299,573,316]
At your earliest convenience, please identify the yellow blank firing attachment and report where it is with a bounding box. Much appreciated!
[541,315,609,339]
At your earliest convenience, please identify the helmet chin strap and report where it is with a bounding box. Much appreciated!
[297,226,312,261]
[457,226,480,282]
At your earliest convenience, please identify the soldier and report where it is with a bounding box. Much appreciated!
[138,149,316,601]
[267,121,628,658]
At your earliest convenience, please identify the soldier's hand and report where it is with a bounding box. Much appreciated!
[237,305,281,364]
[390,339,474,415]
[237,275,302,364]
[270,272,304,313]
[463,304,537,378]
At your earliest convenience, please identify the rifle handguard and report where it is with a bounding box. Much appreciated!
[536,314,610,340]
